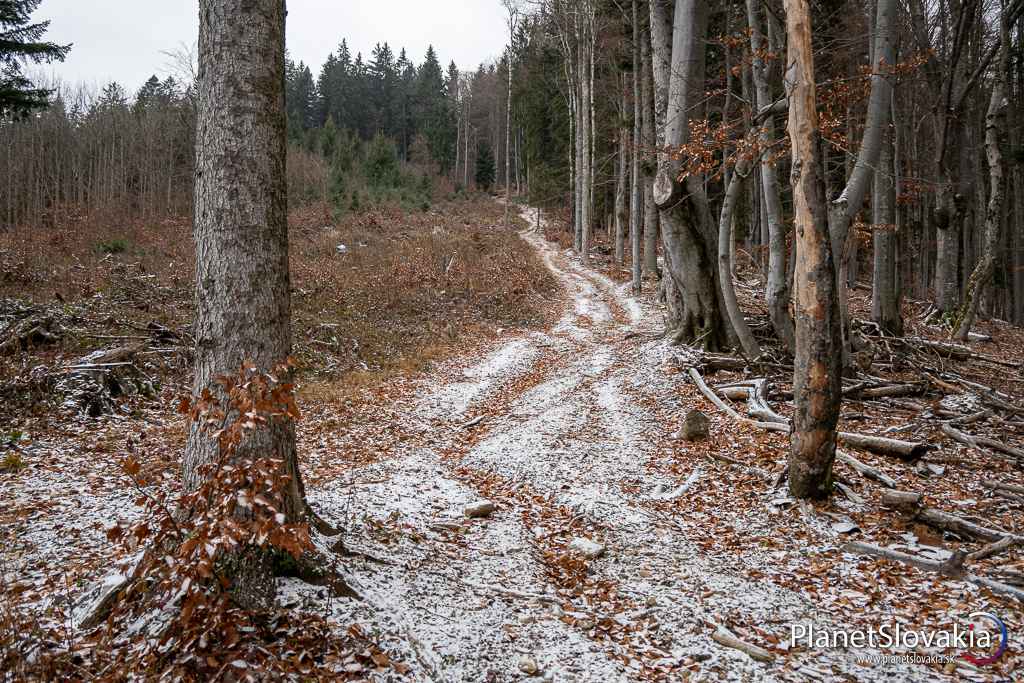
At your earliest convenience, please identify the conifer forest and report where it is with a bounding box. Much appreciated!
[3,0,1024,680]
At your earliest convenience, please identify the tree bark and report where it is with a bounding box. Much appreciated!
[641,19,659,278]
[746,0,794,353]
[504,3,516,226]
[650,0,730,349]
[871,121,903,334]
[187,0,303,611]
[630,0,643,291]
[718,162,762,359]
[828,0,898,364]
[954,19,1009,340]
[784,0,843,499]
[614,73,628,265]
[579,3,594,264]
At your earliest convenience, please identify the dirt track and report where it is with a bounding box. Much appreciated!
[292,206,938,682]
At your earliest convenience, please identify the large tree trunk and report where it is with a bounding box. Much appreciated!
[641,19,659,279]
[871,121,903,334]
[746,0,794,353]
[630,0,643,291]
[718,162,762,359]
[954,20,1009,340]
[649,0,730,349]
[187,0,303,611]
[827,0,898,363]
[579,6,593,265]
[784,0,843,500]
[504,6,515,226]
[614,74,628,265]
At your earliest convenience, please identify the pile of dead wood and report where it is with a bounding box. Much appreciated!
[683,351,1024,602]
[1,302,189,416]
[0,301,62,356]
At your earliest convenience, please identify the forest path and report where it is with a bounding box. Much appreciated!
[292,205,929,682]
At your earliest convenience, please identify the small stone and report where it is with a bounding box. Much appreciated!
[831,520,860,534]
[568,537,605,559]
[464,500,496,518]
[518,613,537,625]
[645,595,658,607]
[518,655,539,675]
[676,409,710,442]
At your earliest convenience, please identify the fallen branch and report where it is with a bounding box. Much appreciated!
[835,449,897,488]
[967,536,1019,563]
[461,415,487,430]
[858,384,925,399]
[710,624,775,663]
[843,541,1024,601]
[836,432,930,462]
[983,479,1024,496]
[652,466,704,500]
[941,423,1024,461]
[706,452,772,483]
[696,369,932,461]
[881,489,1018,543]
[687,369,788,433]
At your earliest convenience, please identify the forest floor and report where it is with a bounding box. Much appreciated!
[3,200,1024,681]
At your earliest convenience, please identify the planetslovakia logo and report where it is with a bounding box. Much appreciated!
[962,612,1008,666]
[790,613,1009,667]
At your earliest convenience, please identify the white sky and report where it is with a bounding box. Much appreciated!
[36,1,509,92]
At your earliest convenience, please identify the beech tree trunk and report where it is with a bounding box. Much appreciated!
[827,0,897,363]
[579,6,594,264]
[641,19,659,278]
[954,20,1009,340]
[718,162,761,359]
[504,4,515,226]
[630,0,643,292]
[871,123,903,334]
[784,0,842,500]
[649,0,730,349]
[746,0,794,353]
[614,74,628,265]
[186,0,304,610]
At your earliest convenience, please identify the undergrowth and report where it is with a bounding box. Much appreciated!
[1,364,403,680]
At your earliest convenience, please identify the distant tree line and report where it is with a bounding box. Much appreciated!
[0,34,535,228]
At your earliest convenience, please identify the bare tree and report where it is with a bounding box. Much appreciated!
[784,0,842,499]
[504,0,519,226]
[614,72,628,265]
[629,0,642,292]
[650,0,730,348]
[186,0,306,609]
[954,15,1010,340]
[640,13,658,280]
[827,0,898,363]
[870,115,902,335]
[745,0,793,352]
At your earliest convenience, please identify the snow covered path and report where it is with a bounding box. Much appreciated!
[295,206,935,682]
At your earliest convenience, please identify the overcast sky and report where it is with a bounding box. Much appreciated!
[37,1,509,92]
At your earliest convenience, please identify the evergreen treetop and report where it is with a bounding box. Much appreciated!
[0,0,71,118]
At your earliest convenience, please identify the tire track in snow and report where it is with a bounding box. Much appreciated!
[308,206,932,681]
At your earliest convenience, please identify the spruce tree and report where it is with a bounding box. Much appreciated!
[0,0,71,118]
[475,141,495,191]
[415,46,455,173]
